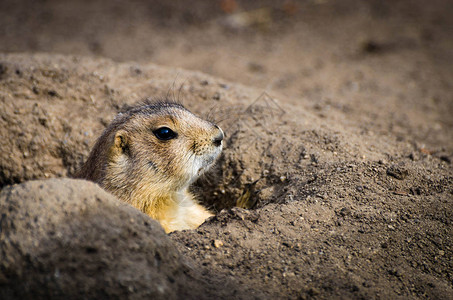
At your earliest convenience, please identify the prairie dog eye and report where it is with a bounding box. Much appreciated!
[153,127,177,140]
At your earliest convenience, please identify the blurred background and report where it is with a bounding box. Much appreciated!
[1,0,452,147]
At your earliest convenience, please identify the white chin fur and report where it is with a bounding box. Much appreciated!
[192,146,222,178]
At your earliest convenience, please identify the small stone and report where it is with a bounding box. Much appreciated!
[386,165,408,180]
[213,239,224,248]
[338,207,351,217]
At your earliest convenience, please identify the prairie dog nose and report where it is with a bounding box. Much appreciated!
[213,125,224,147]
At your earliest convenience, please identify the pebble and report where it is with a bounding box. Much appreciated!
[386,165,408,180]
[213,239,224,248]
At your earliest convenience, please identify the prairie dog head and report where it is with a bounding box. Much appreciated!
[80,101,224,199]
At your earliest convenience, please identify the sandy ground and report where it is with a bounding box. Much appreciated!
[0,0,452,299]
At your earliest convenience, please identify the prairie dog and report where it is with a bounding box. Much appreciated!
[76,101,224,233]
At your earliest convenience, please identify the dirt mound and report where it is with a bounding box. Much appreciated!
[0,178,184,299]
[0,178,258,299]
[0,53,451,299]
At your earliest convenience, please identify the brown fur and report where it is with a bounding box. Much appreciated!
[76,101,223,233]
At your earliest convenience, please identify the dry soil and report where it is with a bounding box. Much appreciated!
[0,0,452,299]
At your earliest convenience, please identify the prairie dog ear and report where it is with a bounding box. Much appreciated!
[113,130,129,154]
